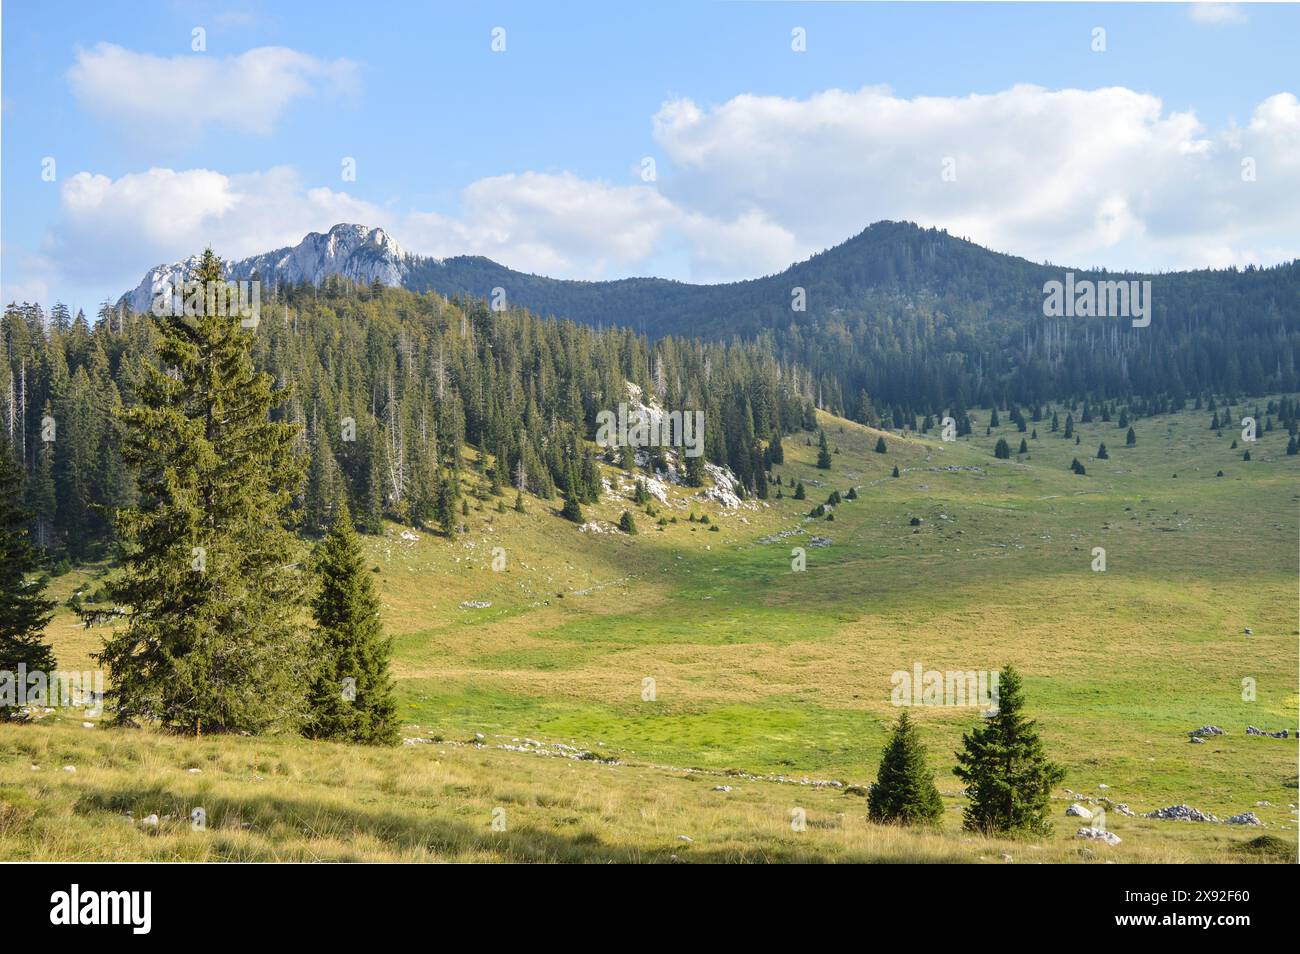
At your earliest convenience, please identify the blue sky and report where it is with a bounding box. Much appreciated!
[3,1,1298,314]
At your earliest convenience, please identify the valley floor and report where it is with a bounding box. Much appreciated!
[4,401,1297,862]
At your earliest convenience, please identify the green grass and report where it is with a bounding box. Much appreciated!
[3,399,1296,862]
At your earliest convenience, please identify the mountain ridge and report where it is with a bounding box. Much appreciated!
[120,223,411,313]
[121,218,1299,329]
[119,220,1300,412]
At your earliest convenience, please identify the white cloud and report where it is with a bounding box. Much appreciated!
[25,85,1300,301]
[46,166,385,285]
[67,43,357,138]
[1188,3,1246,25]
[405,172,678,276]
[651,85,1300,272]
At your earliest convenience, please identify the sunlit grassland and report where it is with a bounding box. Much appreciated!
[2,721,1288,863]
[4,399,1296,862]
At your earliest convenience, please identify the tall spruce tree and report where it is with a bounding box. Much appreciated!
[952,665,1065,836]
[868,710,944,825]
[1,441,56,720]
[303,420,339,535]
[96,250,309,735]
[304,499,398,745]
[816,429,833,469]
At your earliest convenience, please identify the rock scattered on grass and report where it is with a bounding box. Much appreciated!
[1225,812,1263,826]
[1144,805,1218,822]
[1076,827,1122,845]
[1246,725,1289,739]
[1188,725,1225,738]
[1066,803,1093,819]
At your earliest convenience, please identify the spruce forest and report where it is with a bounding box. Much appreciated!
[2,273,810,561]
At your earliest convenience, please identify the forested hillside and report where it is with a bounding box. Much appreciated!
[405,221,1300,422]
[1,279,812,559]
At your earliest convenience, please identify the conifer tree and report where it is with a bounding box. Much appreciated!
[633,480,651,505]
[304,422,339,535]
[434,469,458,536]
[304,499,399,745]
[868,710,944,825]
[874,436,887,454]
[952,665,1065,835]
[994,438,1011,459]
[816,430,832,469]
[1126,426,1136,447]
[25,430,57,551]
[684,450,706,487]
[619,509,637,534]
[793,481,806,500]
[0,442,56,720]
[560,464,585,523]
[1097,443,1109,459]
[97,249,309,735]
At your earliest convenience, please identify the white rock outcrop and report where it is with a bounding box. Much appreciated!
[120,224,409,313]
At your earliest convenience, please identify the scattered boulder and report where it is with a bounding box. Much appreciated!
[1246,725,1288,739]
[1144,805,1219,822]
[1188,725,1225,738]
[1076,827,1121,846]
[1225,812,1263,826]
[1066,803,1094,819]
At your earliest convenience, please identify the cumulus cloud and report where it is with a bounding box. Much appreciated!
[405,172,678,276]
[651,85,1300,272]
[67,43,357,138]
[27,84,1300,301]
[46,166,385,285]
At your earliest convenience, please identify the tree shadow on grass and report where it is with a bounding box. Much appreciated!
[71,783,893,863]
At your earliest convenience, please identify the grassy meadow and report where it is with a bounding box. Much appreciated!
[3,400,1297,862]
